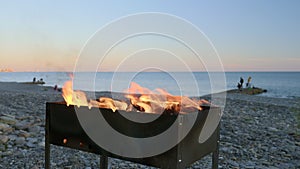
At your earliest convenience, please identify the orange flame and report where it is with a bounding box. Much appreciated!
[62,78,88,107]
[62,79,209,114]
[124,82,204,114]
[62,79,126,112]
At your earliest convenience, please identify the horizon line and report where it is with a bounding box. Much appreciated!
[2,70,300,73]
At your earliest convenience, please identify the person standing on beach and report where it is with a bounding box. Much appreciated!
[246,76,252,88]
[240,77,244,88]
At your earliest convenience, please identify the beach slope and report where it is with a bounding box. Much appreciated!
[0,82,299,168]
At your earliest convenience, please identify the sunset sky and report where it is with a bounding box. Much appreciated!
[0,0,299,72]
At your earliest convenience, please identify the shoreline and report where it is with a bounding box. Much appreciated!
[0,81,299,168]
[1,71,300,99]
[1,81,294,98]
[1,81,298,107]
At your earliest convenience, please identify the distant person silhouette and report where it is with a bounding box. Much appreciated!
[54,85,62,92]
[39,78,43,82]
[237,82,242,90]
[33,77,36,83]
[246,76,252,88]
[240,77,244,88]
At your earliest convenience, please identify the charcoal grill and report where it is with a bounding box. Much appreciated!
[45,101,220,169]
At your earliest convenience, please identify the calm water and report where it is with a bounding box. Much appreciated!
[0,72,299,98]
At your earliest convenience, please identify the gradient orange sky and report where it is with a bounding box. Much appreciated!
[0,1,299,72]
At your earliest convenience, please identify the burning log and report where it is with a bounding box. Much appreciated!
[112,100,128,111]
[61,78,210,114]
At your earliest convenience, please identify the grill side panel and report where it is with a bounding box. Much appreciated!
[46,102,220,168]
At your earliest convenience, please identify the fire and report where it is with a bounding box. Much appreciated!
[62,78,88,107]
[62,79,209,114]
[124,82,204,114]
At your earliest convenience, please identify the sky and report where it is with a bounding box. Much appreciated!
[0,0,299,72]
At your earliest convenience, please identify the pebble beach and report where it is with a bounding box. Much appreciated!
[0,82,299,169]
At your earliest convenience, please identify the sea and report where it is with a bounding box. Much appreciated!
[0,72,299,99]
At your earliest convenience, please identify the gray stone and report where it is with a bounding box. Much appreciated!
[18,130,31,138]
[26,142,36,148]
[38,141,45,147]
[8,134,18,141]
[15,121,31,130]
[0,144,6,151]
[31,165,39,169]
[1,150,13,156]
[26,137,38,143]
[0,122,10,130]
[28,126,40,133]
[14,137,25,145]
[0,122,13,133]
[268,127,279,132]
[0,135,9,144]
[14,150,24,158]
[0,116,17,125]
[228,160,239,167]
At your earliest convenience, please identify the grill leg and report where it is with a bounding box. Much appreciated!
[212,147,219,169]
[45,105,50,169]
[212,123,220,169]
[212,126,220,169]
[45,138,50,169]
[100,155,108,169]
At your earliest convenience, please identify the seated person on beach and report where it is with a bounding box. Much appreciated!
[240,77,244,88]
[246,83,252,88]
[54,85,62,92]
[237,83,242,90]
[34,78,45,84]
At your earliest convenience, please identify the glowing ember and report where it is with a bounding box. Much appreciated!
[61,78,209,114]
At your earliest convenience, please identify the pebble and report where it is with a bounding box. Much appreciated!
[18,130,31,138]
[268,127,279,132]
[38,141,45,147]
[0,135,9,144]
[31,165,39,169]
[26,137,38,143]
[1,150,13,156]
[0,144,6,151]
[28,126,40,133]
[0,122,10,130]
[15,121,31,130]
[0,116,17,125]
[26,142,36,148]
[14,137,26,145]
[228,160,239,167]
